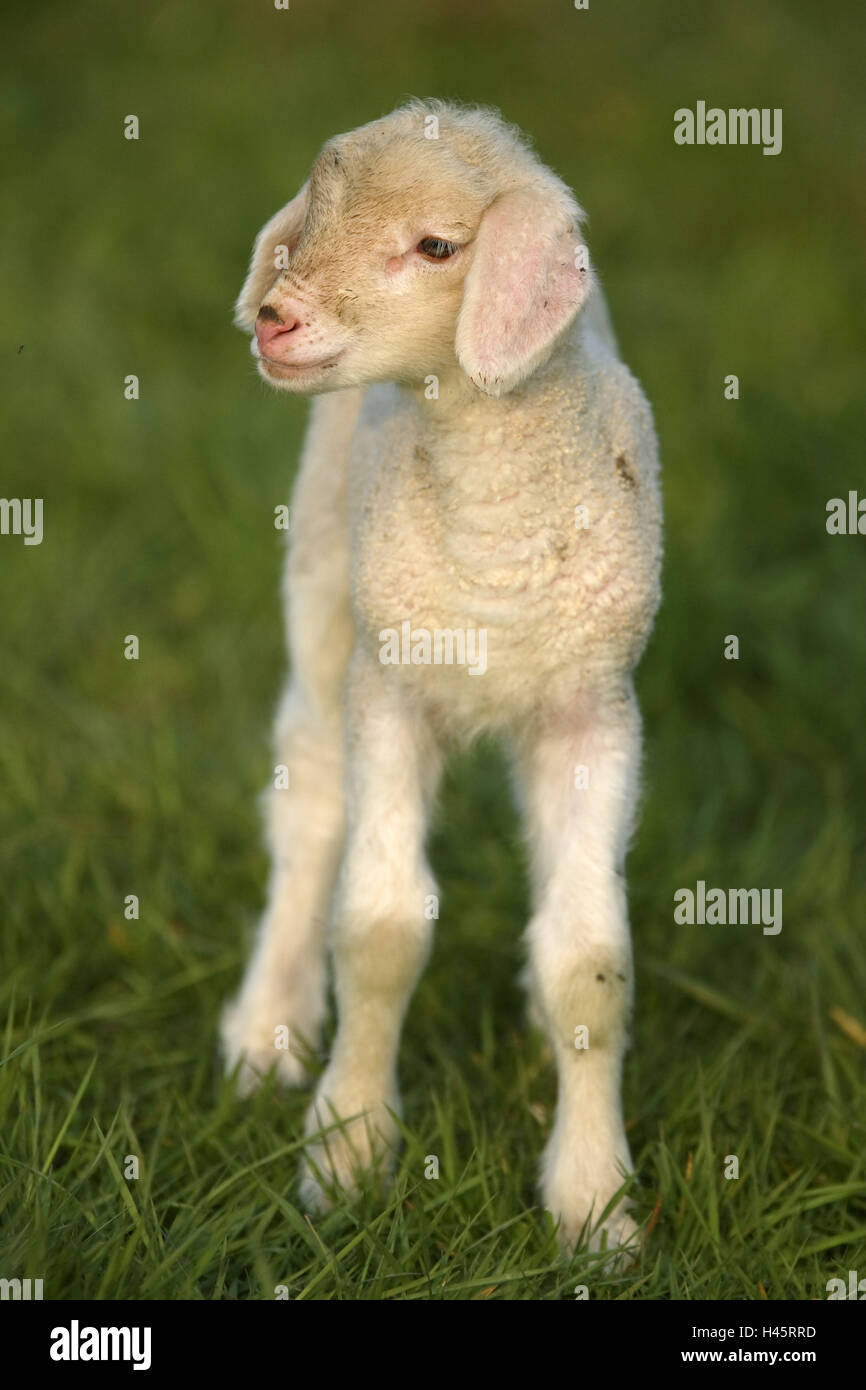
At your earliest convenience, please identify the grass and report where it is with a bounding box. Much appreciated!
[1,0,864,1299]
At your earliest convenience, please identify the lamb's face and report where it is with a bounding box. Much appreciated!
[237,105,589,399]
[248,128,491,394]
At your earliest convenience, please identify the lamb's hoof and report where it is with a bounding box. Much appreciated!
[588,1208,640,1266]
[556,1204,640,1271]
[299,1084,399,1211]
[219,1000,314,1096]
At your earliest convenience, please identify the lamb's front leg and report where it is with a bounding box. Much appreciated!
[220,682,345,1094]
[300,653,442,1211]
[514,684,643,1255]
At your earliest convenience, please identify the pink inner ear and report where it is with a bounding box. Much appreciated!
[457,190,587,395]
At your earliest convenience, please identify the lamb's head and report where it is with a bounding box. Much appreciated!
[235,101,592,398]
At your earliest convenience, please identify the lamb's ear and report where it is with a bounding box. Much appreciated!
[455,181,590,396]
[233,183,309,329]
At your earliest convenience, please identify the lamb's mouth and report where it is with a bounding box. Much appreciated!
[258,353,342,378]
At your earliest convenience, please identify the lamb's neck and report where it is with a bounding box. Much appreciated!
[402,364,558,504]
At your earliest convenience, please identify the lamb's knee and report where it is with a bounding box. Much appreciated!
[335,857,437,996]
[530,936,633,1050]
[336,913,433,1002]
[264,698,344,841]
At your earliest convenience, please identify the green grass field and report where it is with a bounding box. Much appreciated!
[1,0,864,1299]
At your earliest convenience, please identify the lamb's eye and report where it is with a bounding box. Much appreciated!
[417,236,459,260]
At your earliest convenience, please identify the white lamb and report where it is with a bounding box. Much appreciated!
[221,100,662,1254]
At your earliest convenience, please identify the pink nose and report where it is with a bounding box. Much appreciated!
[255,314,299,352]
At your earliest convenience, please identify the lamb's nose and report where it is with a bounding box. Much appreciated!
[255,313,299,351]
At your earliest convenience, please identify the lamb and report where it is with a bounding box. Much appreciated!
[220,99,663,1254]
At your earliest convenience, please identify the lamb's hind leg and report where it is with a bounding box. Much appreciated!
[220,392,359,1095]
[513,683,643,1254]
